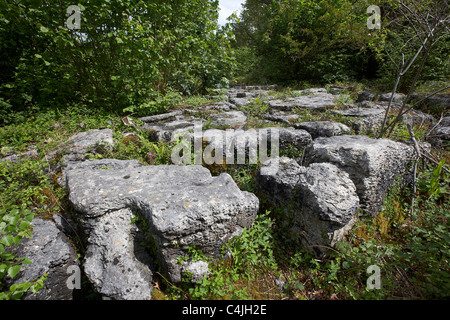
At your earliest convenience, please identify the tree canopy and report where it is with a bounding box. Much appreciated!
[0,0,234,120]
[0,0,448,123]
[230,0,449,87]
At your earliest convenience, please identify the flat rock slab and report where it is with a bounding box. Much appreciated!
[293,121,351,139]
[268,92,337,111]
[204,102,237,111]
[138,111,183,123]
[179,127,312,164]
[428,116,450,148]
[0,148,39,163]
[54,129,114,163]
[332,108,385,134]
[303,135,412,217]
[143,119,196,142]
[210,111,247,128]
[264,112,300,125]
[257,158,359,255]
[229,97,252,107]
[66,129,114,154]
[64,160,259,285]
[380,92,406,103]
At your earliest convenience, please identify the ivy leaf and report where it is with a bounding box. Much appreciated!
[8,265,21,279]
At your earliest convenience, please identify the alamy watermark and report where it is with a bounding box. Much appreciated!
[170,121,280,176]
[66,265,81,290]
[367,5,381,30]
[66,5,81,30]
[367,265,382,290]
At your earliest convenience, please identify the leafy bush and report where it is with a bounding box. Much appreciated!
[175,211,277,300]
[0,0,234,119]
[231,0,376,85]
[123,89,182,117]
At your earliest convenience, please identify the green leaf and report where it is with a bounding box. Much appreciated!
[10,289,24,300]
[24,212,34,222]
[294,282,305,290]
[40,26,49,33]
[8,265,21,279]
[9,214,19,226]
[0,264,8,273]
[19,221,30,231]
[1,235,14,246]
[13,235,22,245]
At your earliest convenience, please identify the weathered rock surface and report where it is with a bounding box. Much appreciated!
[293,121,351,139]
[210,111,247,128]
[6,218,79,300]
[380,92,406,103]
[229,97,252,107]
[428,116,450,148]
[303,135,412,217]
[144,119,195,142]
[82,207,154,300]
[276,127,313,149]
[138,111,183,123]
[409,93,450,111]
[264,111,300,125]
[177,126,312,165]
[65,129,114,158]
[64,160,259,286]
[332,108,385,134]
[181,260,210,283]
[198,101,237,112]
[356,91,377,103]
[268,91,337,111]
[257,158,359,255]
[0,147,39,163]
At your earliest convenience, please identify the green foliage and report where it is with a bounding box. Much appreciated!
[417,159,448,201]
[177,211,277,300]
[332,160,450,299]
[231,0,376,85]
[123,89,182,117]
[0,208,47,300]
[226,211,277,271]
[238,97,269,119]
[0,159,55,213]
[160,155,450,300]
[0,0,235,121]
[368,0,450,92]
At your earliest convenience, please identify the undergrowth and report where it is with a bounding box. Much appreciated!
[1,99,449,300]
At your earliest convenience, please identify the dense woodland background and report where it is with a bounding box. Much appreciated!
[1,0,448,124]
